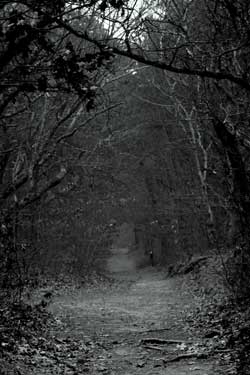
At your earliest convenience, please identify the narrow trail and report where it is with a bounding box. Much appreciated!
[50,262,216,374]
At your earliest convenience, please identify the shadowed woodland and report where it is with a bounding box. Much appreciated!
[1,1,250,374]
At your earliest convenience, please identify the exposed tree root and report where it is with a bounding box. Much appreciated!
[163,352,208,364]
[137,327,170,333]
[140,338,188,345]
[144,344,165,351]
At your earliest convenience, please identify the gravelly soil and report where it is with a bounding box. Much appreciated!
[11,245,228,374]
[47,267,219,375]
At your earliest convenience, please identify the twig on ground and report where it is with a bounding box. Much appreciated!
[214,349,232,354]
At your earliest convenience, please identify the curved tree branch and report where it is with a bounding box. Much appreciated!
[54,18,250,92]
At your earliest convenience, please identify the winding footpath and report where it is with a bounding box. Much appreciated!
[49,262,218,375]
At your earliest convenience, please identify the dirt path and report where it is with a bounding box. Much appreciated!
[49,266,217,375]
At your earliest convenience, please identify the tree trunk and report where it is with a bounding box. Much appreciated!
[213,119,250,239]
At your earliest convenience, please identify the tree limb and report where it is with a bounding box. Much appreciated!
[17,166,67,209]
[55,19,250,92]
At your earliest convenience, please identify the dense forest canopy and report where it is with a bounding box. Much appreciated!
[0,0,250,297]
[1,4,250,375]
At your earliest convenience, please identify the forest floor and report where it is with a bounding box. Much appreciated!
[1,262,233,375]
[48,268,222,375]
[1,243,240,375]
